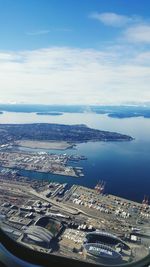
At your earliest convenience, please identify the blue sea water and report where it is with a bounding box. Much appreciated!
[0,111,150,203]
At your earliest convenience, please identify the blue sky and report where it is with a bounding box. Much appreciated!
[1,0,150,50]
[0,0,150,105]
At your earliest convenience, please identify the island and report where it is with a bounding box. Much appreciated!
[36,112,63,116]
[0,104,150,118]
[108,112,150,118]
[0,123,133,145]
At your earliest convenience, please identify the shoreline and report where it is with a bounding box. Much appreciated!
[15,140,75,150]
[0,165,81,178]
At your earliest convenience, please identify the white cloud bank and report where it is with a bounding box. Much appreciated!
[0,47,150,105]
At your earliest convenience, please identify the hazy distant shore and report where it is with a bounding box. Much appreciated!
[0,104,149,119]
[36,112,63,116]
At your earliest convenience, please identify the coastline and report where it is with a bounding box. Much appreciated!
[15,140,75,150]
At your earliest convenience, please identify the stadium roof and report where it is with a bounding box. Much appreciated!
[25,225,53,244]
[84,243,122,260]
[85,231,130,250]
[89,231,121,241]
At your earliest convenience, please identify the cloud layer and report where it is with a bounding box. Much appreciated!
[0,46,150,105]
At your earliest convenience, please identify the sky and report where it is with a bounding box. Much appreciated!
[0,0,150,105]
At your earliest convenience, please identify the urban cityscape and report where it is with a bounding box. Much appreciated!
[0,0,150,266]
[0,132,150,265]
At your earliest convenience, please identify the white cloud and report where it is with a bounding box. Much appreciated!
[90,12,139,27]
[124,24,150,43]
[89,12,150,45]
[0,47,149,105]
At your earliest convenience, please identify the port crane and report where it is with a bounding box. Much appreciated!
[142,195,149,206]
[95,180,106,194]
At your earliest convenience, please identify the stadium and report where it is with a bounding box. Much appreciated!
[22,216,63,249]
[83,231,130,264]
[83,243,122,264]
[35,216,62,238]
[84,231,130,250]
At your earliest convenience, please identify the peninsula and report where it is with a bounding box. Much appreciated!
[0,123,133,145]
